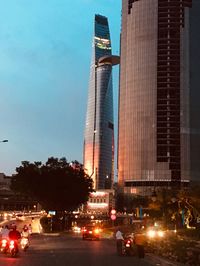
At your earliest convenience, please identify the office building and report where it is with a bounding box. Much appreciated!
[118,0,193,194]
[189,0,200,182]
[84,14,119,189]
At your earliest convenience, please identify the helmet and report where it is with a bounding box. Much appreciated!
[12,225,17,230]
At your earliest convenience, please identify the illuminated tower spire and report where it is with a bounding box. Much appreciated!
[83,14,119,190]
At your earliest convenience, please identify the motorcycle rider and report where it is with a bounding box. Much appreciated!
[21,225,30,250]
[21,225,30,242]
[8,226,21,241]
[28,224,32,234]
[21,225,29,238]
[8,226,21,252]
[115,227,124,256]
[0,225,10,252]
[1,225,9,239]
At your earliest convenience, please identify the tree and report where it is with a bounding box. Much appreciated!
[115,192,149,213]
[11,157,94,212]
[152,184,200,228]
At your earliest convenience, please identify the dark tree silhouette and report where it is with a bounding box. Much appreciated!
[11,157,94,211]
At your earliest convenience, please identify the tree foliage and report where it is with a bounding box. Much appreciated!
[11,157,94,211]
[152,186,200,227]
[115,193,149,213]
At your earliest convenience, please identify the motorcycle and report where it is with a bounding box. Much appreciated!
[123,235,136,256]
[1,238,9,254]
[20,237,29,251]
[9,239,19,257]
[124,237,134,256]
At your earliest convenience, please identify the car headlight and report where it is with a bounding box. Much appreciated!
[157,230,164,237]
[94,229,99,234]
[147,230,156,238]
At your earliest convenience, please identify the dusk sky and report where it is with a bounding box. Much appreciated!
[0,0,121,175]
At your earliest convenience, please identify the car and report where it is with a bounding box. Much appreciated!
[72,226,81,233]
[146,226,165,239]
[82,225,100,240]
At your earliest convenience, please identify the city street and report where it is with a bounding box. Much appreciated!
[0,231,154,266]
[0,215,182,266]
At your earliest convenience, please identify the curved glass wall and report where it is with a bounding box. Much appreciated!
[84,15,114,189]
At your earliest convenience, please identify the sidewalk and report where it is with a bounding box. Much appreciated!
[146,253,184,266]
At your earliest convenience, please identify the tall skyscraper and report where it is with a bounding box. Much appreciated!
[84,14,119,190]
[118,0,193,194]
[189,1,200,182]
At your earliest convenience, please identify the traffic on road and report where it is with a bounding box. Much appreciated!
[0,213,177,266]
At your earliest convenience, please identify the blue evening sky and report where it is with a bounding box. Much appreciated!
[0,0,121,175]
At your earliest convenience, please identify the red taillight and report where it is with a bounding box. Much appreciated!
[125,239,131,247]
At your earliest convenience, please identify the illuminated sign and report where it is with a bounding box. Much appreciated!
[48,211,56,216]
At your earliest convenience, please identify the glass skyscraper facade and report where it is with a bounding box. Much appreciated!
[118,0,193,194]
[84,15,117,190]
[189,1,200,182]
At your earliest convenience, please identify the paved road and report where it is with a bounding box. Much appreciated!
[0,233,155,266]
[1,217,179,266]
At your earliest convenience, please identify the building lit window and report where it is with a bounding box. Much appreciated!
[94,36,111,50]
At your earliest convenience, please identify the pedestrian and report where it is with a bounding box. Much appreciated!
[115,227,124,256]
[134,229,146,258]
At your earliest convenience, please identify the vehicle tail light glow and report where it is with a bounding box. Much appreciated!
[2,239,7,247]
